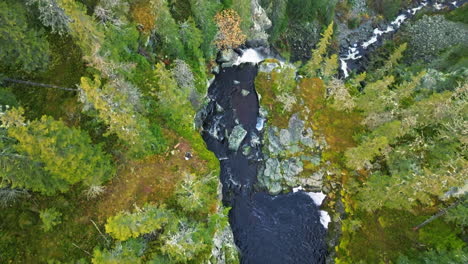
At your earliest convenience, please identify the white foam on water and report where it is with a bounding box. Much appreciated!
[293,187,330,229]
[340,59,349,78]
[391,14,408,27]
[306,191,327,206]
[384,25,395,33]
[234,49,265,65]
[319,210,331,229]
[362,35,378,49]
[292,186,304,192]
[255,117,265,131]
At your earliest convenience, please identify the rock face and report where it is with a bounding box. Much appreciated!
[209,225,239,264]
[250,0,272,42]
[257,114,326,194]
[217,49,239,68]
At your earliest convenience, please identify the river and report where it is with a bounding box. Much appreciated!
[200,1,466,263]
[201,64,327,264]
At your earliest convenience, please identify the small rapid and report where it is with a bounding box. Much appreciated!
[200,51,327,263]
[339,0,467,77]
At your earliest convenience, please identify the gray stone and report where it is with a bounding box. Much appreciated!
[266,127,282,155]
[216,103,224,113]
[221,62,235,68]
[288,114,305,143]
[250,133,261,147]
[210,225,239,264]
[259,107,268,118]
[298,171,324,191]
[259,62,280,73]
[264,158,282,181]
[241,89,250,96]
[285,144,301,154]
[300,127,315,148]
[212,65,220,74]
[279,129,291,146]
[228,125,247,151]
[281,158,303,185]
[250,0,272,41]
[269,182,283,195]
[242,145,251,156]
[217,49,239,64]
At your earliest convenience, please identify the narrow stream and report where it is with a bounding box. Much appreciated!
[199,1,466,262]
[340,0,467,77]
[201,63,327,264]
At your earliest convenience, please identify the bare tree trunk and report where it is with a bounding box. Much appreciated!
[3,78,78,91]
[413,200,463,231]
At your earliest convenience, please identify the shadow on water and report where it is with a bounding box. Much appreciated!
[201,63,327,264]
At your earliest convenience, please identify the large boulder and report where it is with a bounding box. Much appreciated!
[281,157,303,186]
[217,49,239,68]
[298,171,324,192]
[228,125,247,151]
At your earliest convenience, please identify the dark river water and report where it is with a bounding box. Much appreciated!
[199,1,467,262]
[201,64,327,264]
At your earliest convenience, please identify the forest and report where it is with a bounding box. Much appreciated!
[0,0,466,263]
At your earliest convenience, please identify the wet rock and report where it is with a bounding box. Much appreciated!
[259,62,280,73]
[216,103,224,113]
[217,49,238,64]
[259,106,268,118]
[212,65,220,74]
[250,133,261,147]
[264,158,282,182]
[256,117,265,131]
[242,145,252,156]
[228,125,247,151]
[233,80,240,85]
[241,89,250,96]
[269,182,283,195]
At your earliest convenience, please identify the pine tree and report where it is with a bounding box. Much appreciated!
[59,0,162,157]
[179,18,207,93]
[322,54,339,81]
[1,108,114,195]
[0,1,50,73]
[152,0,185,58]
[304,22,334,77]
[151,63,195,134]
[105,204,172,241]
[189,0,222,59]
[92,238,145,264]
[26,0,72,35]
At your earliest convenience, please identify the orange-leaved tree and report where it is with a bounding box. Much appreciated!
[214,9,246,50]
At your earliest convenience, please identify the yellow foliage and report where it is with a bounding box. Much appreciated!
[131,1,156,34]
[214,9,247,49]
[304,22,334,77]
